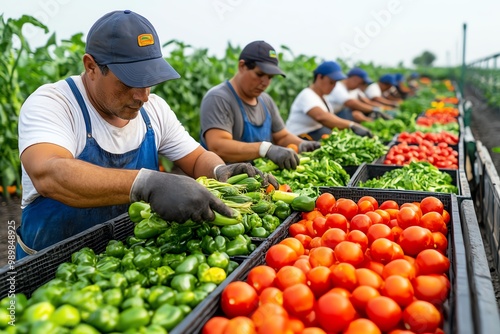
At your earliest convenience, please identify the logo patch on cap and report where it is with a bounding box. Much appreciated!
[137,34,154,47]
[269,50,277,58]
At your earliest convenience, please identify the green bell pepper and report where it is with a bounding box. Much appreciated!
[187,239,202,253]
[72,247,97,266]
[156,266,175,285]
[227,260,239,275]
[96,256,121,274]
[291,195,316,212]
[147,286,172,310]
[207,251,229,270]
[30,284,66,306]
[134,214,168,240]
[128,201,152,223]
[151,304,184,331]
[121,250,136,270]
[72,323,101,334]
[174,255,199,275]
[201,235,217,254]
[274,200,291,220]
[122,296,145,309]
[199,267,226,285]
[221,223,245,238]
[110,273,128,290]
[86,305,119,333]
[103,288,123,307]
[126,235,146,248]
[196,223,211,238]
[250,226,269,238]
[170,274,197,292]
[262,214,280,233]
[105,240,126,259]
[50,304,81,327]
[55,262,77,282]
[161,253,186,270]
[22,301,55,322]
[225,235,250,256]
[75,263,96,282]
[117,306,151,332]
[133,246,152,270]
[196,282,218,294]
[248,213,263,229]
[209,225,221,237]
[214,235,227,253]
[175,291,196,307]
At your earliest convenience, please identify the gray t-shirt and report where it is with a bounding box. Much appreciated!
[199,82,285,146]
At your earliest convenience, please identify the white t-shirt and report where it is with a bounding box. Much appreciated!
[325,81,350,113]
[19,75,199,207]
[286,88,333,135]
[364,82,382,99]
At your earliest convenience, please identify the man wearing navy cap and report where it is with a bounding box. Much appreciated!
[286,61,373,140]
[200,40,320,170]
[16,11,276,259]
[363,74,400,108]
[326,67,392,122]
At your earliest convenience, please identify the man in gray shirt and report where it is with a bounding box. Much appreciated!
[200,40,319,170]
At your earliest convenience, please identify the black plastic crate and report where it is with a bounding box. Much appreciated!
[459,200,500,333]
[0,220,115,299]
[317,187,474,334]
[348,163,462,195]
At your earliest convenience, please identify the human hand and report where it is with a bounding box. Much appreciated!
[266,145,300,170]
[130,169,233,223]
[298,141,321,153]
[214,163,278,189]
[373,109,393,120]
[350,123,373,138]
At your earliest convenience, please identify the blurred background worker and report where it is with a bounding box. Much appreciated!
[200,40,320,170]
[326,67,392,123]
[285,61,373,141]
[383,72,410,101]
[363,74,401,108]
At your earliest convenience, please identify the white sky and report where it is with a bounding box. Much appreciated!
[2,0,498,67]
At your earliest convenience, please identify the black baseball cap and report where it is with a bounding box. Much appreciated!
[85,10,180,88]
[239,41,286,77]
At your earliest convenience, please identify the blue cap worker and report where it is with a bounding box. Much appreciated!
[326,67,392,122]
[286,61,373,141]
[199,40,320,170]
[16,10,276,259]
[363,74,400,108]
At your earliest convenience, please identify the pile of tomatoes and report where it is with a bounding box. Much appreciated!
[397,131,459,146]
[383,140,459,169]
[416,114,457,126]
[202,194,451,334]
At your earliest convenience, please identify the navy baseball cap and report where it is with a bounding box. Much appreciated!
[394,73,404,83]
[314,61,346,81]
[239,41,286,77]
[347,68,373,84]
[85,10,180,88]
[379,74,398,86]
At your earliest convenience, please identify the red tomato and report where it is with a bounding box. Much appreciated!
[347,230,369,252]
[289,223,308,237]
[367,224,393,245]
[442,209,451,225]
[403,300,441,333]
[246,265,276,295]
[370,238,404,264]
[202,316,229,334]
[419,212,446,233]
[330,262,358,291]
[412,274,449,306]
[334,241,365,267]
[315,193,336,215]
[350,214,373,234]
[309,246,335,268]
[415,249,450,275]
[366,296,402,332]
[307,266,333,297]
[335,199,359,221]
[366,211,384,225]
[379,200,399,210]
[350,285,381,315]
[374,209,391,225]
[432,231,448,254]
[312,216,328,237]
[343,318,382,334]
[357,200,375,214]
[420,196,444,214]
[222,316,256,334]
[301,328,326,334]
[358,196,379,210]
[293,257,312,275]
[275,265,307,290]
[251,303,288,330]
[398,226,433,257]
[309,236,323,249]
[259,287,283,305]
[382,258,416,280]
[280,237,305,257]
[325,213,348,232]
[355,268,383,289]
[320,228,347,250]
[397,207,420,229]
[294,234,312,250]
[381,275,414,307]
[221,281,258,318]
[255,315,292,334]
[361,260,385,277]
[266,244,299,270]
[315,292,358,332]
[282,283,315,318]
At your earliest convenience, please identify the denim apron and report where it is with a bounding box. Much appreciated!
[16,77,158,259]
[200,81,272,148]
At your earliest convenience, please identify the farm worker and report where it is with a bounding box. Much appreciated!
[325,67,392,123]
[16,10,276,260]
[362,74,401,108]
[382,72,409,101]
[199,40,321,171]
[285,61,373,141]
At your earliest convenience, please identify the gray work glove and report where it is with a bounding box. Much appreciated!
[130,169,233,223]
[350,123,373,138]
[372,108,393,120]
[214,163,279,189]
[266,145,300,170]
[298,141,321,153]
